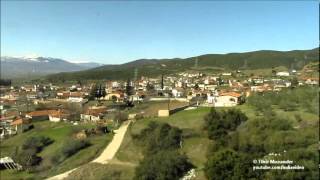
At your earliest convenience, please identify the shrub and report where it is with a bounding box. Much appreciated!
[134,151,193,180]
[114,111,128,125]
[134,121,182,154]
[205,149,261,180]
[134,113,144,120]
[61,139,90,158]
[13,136,52,170]
[15,148,42,169]
[204,108,247,140]
[22,136,53,152]
[22,124,34,132]
[50,138,90,165]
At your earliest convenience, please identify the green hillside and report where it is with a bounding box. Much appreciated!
[46,48,319,82]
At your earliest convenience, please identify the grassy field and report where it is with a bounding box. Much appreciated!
[113,102,319,180]
[0,121,113,179]
[128,100,189,117]
[115,107,212,180]
[66,163,135,180]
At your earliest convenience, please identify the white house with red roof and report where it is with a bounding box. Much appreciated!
[210,92,243,107]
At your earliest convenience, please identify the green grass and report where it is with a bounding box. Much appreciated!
[26,98,318,180]
[0,121,113,179]
[0,169,34,180]
[234,103,319,127]
[115,107,212,180]
[65,163,135,180]
[127,100,189,117]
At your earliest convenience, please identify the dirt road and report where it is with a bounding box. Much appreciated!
[47,121,131,180]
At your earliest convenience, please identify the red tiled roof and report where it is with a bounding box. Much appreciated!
[69,92,83,97]
[50,110,71,118]
[220,92,242,98]
[26,110,57,117]
[10,118,23,126]
[83,107,107,116]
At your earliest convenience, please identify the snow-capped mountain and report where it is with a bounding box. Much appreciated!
[0,56,103,78]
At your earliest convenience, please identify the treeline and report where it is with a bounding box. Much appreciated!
[194,48,319,70]
[247,87,319,115]
[45,48,318,82]
[133,122,193,180]
[0,79,12,86]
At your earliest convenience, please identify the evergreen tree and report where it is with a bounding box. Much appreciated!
[194,83,199,90]
[146,82,154,92]
[290,77,299,88]
[101,86,106,97]
[126,79,134,96]
[161,74,164,90]
[89,83,98,100]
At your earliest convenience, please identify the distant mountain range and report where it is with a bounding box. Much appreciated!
[45,48,319,82]
[0,56,103,79]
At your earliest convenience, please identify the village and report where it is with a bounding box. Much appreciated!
[0,67,318,139]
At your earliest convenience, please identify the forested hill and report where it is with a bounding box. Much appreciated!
[46,48,319,82]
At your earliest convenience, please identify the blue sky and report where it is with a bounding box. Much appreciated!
[1,1,319,64]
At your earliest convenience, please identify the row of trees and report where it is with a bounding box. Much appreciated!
[89,84,106,100]
[247,87,319,115]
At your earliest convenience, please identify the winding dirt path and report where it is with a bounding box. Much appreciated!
[47,121,131,180]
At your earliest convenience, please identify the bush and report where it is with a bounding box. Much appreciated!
[61,139,90,158]
[204,108,247,140]
[22,124,34,132]
[22,136,53,153]
[205,149,261,180]
[134,151,193,180]
[134,121,182,154]
[15,148,42,169]
[50,138,90,165]
[13,136,52,170]
[134,113,144,120]
[114,111,128,125]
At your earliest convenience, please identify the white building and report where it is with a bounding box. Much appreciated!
[213,92,242,107]
[276,72,290,77]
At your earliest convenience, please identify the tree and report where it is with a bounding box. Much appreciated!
[114,111,128,126]
[14,136,53,170]
[161,74,164,90]
[134,150,193,180]
[134,122,183,155]
[111,95,117,103]
[290,77,299,88]
[101,86,106,98]
[271,67,277,76]
[146,82,154,92]
[77,80,82,86]
[126,79,134,96]
[204,108,247,140]
[194,83,199,90]
[89,83,98,100]
[205,149,259,180]
[96,84,106,100]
